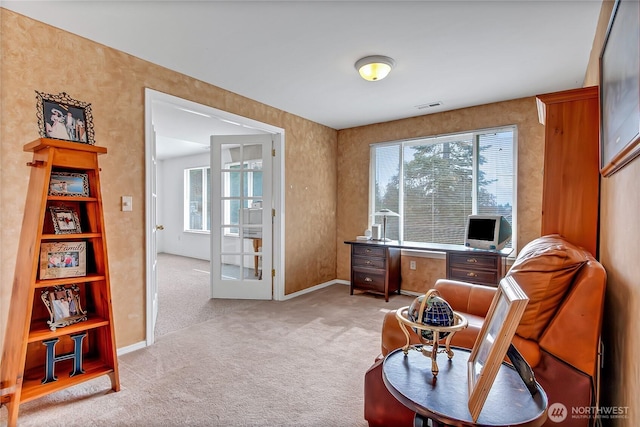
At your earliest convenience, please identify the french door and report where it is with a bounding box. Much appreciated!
[210,134,273,299]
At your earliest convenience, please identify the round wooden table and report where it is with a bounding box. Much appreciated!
[382,347,548,427]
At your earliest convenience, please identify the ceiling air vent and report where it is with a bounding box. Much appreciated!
[415,101,442,110]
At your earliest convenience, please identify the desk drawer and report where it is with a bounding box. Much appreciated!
[352,267,385,291]
[352,255,386,269]
[448,267,498,285]
[352,245,386,258]
[448,253,498,269]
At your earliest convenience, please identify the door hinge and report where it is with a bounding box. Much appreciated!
[272,208,276,217]
[272,148,276,157]
[272,269,276,277]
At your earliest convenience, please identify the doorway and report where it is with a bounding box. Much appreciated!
[154,253,213,338]
[144,89,285,346]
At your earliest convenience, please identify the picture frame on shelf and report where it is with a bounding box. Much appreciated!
[49,205,82,234]
[49,171,90,197]
[467,276,529,422]
[39,241,87,280]
[36,91,95,145]
[599,0,640,176]
[40,284,88,331]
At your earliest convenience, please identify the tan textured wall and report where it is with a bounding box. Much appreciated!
[284,116,338,293]
[399,256,447,295]
[0,9,337,351]
[336,98,545,292]
[585,1,639,424]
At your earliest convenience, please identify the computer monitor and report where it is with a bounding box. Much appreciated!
[464,215,512,250]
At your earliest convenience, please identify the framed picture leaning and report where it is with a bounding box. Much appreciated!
[599,0,640,176]
[467,276,530,422]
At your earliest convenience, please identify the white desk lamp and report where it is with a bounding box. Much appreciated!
[374,209,400,242]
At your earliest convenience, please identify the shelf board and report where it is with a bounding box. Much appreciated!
[24,138,107,155]
[19,357,115,404]
[28,316,110,343]
[41,233,102,240]
[47,196,98,202]
[34,274,106,288]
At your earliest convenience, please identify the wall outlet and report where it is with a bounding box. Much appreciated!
[410,260,416,270]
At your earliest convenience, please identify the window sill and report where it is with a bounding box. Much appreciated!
[183,230,210,235]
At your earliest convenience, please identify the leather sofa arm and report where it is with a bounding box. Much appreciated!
[539,259,606,377]
[433,279,496,317]
[380,309,421,356]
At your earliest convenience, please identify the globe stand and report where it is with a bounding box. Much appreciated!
[395,290,468,377]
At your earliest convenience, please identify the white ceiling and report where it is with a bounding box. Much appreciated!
[3,0,602,154]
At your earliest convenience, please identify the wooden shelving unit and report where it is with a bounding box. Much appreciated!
[0,138,119,426]
[536,86,600,257]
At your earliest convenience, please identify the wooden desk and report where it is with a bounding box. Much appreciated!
[383,347,547,427]
[345,240,512,290]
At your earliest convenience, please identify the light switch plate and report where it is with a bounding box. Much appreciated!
[122,196,133,212]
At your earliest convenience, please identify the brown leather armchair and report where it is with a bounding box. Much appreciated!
[364,235,606,427]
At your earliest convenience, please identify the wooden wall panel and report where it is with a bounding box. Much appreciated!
[585,2,639,425]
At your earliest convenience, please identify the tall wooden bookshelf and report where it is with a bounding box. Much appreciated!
[0,138,119,426]
[536,86,600,257]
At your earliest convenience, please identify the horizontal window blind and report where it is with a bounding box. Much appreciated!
[370,127,515,248]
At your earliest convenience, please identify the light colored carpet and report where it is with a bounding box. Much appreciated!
[154,253,262,338]
[1,261,415,427]
[155,253,215,338]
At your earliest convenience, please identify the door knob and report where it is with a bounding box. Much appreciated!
[156,225,164,230]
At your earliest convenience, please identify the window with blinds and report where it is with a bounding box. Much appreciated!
[370,126,516,248]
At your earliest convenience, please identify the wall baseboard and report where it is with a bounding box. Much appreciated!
[117,340,147,356]
[280,279,349,300]
[400,290,423,297]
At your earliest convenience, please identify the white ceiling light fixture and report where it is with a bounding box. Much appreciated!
[355,55,396,81]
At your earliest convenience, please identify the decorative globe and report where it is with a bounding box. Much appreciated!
[408,290,455,341]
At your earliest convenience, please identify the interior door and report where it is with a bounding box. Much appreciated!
[147,126,159,343]
[210,134,273,299]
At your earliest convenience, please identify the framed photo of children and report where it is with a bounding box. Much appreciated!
[39,241,87,280]
[40,284,88,331]
[49,205,82,234]
[36,91,95,145]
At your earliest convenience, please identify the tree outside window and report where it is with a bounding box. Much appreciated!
[371,127,515,248]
